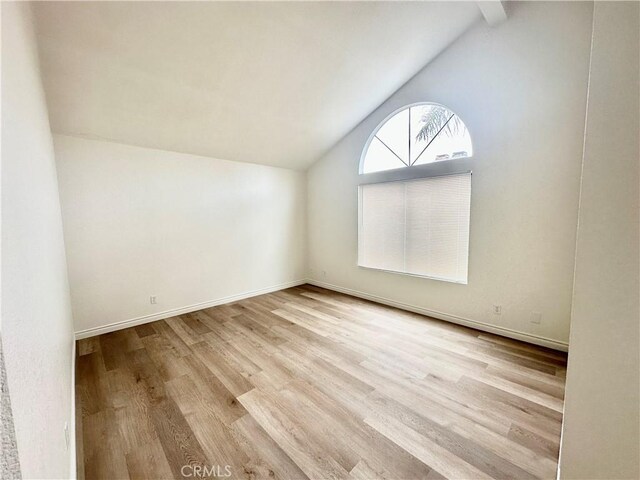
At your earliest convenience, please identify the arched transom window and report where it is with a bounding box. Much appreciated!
[360,103,472,174]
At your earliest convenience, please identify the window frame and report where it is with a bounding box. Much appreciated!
[357,102,474,283]
[359,102,473,175]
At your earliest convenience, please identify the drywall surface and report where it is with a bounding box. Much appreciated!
[560,2,640,478]
[1,3,75,478]
[33,2,482,171]
[307,1,593,348]
[54,135,306,335]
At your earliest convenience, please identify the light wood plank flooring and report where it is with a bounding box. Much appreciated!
[76,285,567,480]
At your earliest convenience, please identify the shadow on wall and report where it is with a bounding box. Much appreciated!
[1,337,22,479]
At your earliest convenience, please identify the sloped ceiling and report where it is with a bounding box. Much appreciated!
[33,2,481,170]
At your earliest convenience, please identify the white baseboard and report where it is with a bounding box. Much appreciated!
[307,279,569,352]
[74,280,306,340]
[74,277,569,352]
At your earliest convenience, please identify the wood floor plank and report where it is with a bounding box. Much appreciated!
[284,379,433,480]
[181,354,248,426]
[125,348,167,405]
[100,329,144,371]
[83,409,130,480]
[180,313,213,336]
[364,412,492,480]
[143,343,189,383]
[231,414,310,480]
[366,391,538,480]
[457,376,563,422]
[164,316,202,345]
[350,459,391,480]
[125,438,174,480]
[113,379,158,453]
[166,375,251,477]
[151,396,211,479]
[238,387,351,480]
[78,336,101,356]
[77,352,107,417]
[485,365,566,398]
[190,341,255,397]
[278,382,362,472]
[77,285,567,480]
[134,323,157,339]
[153,320,193,357]
[470,372,565,413]
[507,423,561,460]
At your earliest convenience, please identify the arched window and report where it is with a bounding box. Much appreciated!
[360,103,472,174]
[358,103,472,284]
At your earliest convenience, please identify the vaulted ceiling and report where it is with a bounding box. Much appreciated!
[33,2,481,170]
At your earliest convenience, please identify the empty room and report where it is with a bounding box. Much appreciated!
[1,1,638,479]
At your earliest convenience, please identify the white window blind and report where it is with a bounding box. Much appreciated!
[358,172,471,284]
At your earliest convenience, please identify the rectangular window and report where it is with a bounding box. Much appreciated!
[358,172,471,284]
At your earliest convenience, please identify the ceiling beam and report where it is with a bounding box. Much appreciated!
[477,1,507,27]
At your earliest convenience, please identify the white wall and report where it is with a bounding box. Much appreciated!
[54,135,306,336]
[1,2,76,478]
[307,1,594,349]
[560,2,640,478]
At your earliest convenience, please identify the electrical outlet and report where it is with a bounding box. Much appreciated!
[530,311,542,324]
[64,422,69,451]
[492,305,502,315]
[150,295,157,304]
